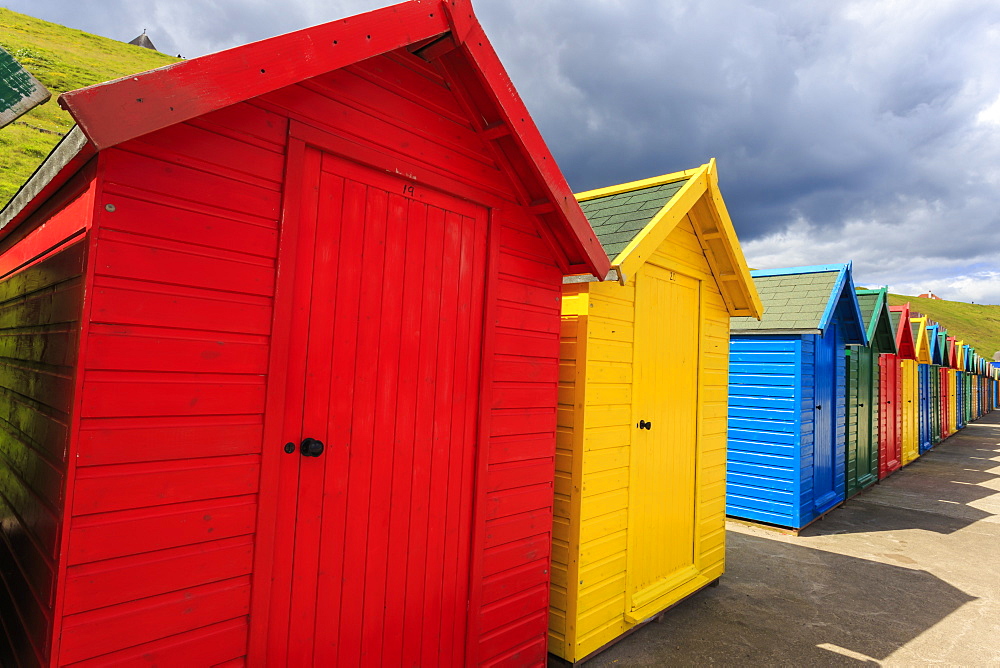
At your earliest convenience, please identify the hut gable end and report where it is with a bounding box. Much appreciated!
[855,288,897,354]
[575,162,762,318]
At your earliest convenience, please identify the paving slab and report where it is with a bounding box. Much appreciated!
[587,413,1000,666]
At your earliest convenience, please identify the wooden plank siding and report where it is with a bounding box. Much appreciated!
[59,101,286,665]
[0,172,93,668]
[551,217,731,662]
[728,329,848,528]
[47,48,563,666]
[476,209,563,668]
[900,359,920,465]
[0,245,86,668]
[727,338,801,527]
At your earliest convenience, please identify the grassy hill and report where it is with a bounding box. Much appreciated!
[0,8,177,206]
[888,293,1000,360]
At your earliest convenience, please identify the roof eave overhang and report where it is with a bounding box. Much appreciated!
[59,1,452,150]
[731,328,822,336]
[817,263,867,346]
[0,126,95,241]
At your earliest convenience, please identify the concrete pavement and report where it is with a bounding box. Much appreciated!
[588,412,1000,666]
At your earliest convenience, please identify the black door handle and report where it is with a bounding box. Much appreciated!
[637,420,652,430]
[300,437,324,457]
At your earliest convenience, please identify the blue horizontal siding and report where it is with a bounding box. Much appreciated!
[728,427,797,445]
[729,406,796,421]
[726,494,795,525]
[727,462,795,485]
[729,385,796,399]
[728,336,802,526]
[728,441,797,461]
[730,362,798,375]
[729,372,797,386]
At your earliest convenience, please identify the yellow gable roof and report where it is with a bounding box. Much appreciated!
[576,160,763,318]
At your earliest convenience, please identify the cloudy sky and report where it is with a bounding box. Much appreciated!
[10,0,1000,302]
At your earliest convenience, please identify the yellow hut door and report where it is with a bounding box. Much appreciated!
[625,264,700,623]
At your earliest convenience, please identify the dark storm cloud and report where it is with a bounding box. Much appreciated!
[7,0,1000,300]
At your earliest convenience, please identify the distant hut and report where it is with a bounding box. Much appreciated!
[910,315,933,453]
[128,29,157,51]
[890,304,920,465]
[727,263,867,530]
[848,287,896,497]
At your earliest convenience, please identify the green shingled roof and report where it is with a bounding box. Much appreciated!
[856,293,878,330]
[890,310,901,334]
[855,288,896,353]
[730,271,839,332]
[578,179,689,260]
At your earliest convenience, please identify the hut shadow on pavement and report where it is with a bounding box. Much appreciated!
[586,533,976,667]
[804,424,1000,536]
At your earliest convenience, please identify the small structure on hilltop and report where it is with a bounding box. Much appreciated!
[128,29,157,51]
[918,291,943,300]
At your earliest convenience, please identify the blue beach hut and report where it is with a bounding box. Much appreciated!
[727,264,867,529]
[927,322,943,446]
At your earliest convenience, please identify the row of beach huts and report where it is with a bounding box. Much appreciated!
[0,1,995,666]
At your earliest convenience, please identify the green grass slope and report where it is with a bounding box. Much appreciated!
[0,8,177,206]
[888,293,1000,360]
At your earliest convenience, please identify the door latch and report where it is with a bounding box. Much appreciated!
[300,437,325,457]
[636,420,652,430]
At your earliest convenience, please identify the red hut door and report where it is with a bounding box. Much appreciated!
[878,354,901,477]
[263,147,489,665]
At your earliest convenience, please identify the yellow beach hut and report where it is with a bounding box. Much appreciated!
[551,161,762,663]
[891,304,921,465]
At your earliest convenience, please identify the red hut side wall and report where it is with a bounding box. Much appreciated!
[55,100,286,665]
[56,48,560,666]
[0,168,95,668]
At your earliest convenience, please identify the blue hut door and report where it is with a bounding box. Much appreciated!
[813,325,839,514]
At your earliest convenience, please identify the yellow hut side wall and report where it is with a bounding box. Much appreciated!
[901,359,920,464]
[549,216,730,662]
[551,284,590,656]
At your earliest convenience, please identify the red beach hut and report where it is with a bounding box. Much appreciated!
[879,305,915,478]
[0,2,610,665]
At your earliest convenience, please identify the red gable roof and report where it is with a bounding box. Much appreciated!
[889,303,916,360]
[58,0,609,277]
